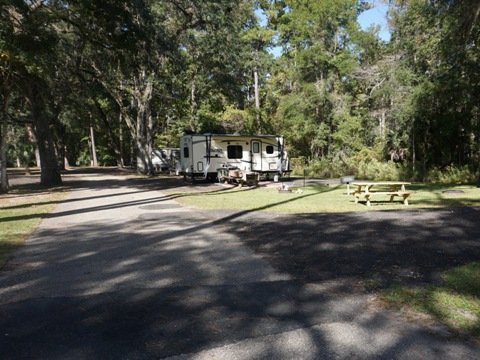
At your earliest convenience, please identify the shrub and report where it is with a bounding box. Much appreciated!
[290,156,307,176]
[355,160,412,181]
[425,165,477,185]
[290,156,478,184]
[290,156,416,181]
[76,150,91,166]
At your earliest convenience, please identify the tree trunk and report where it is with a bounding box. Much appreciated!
[146,99,154,173]
[25,124,41,167]
[28,86,62,186]
[136,102,147,173]
[94,100,123,167]
[380,109,386,139]
[135,74,154,175]
[90,123,98,167]
[64,143,70,168]
[254,66,261,134]
[412,125,416,173]
[191,74,198,133]
[13,137,21,167]
[119,113,125,167]
[87,136,93,166]
[0,91,9,193]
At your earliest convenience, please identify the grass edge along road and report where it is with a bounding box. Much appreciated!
[0,184,70,268]
[378,263,480,339]
[1,179,479,340]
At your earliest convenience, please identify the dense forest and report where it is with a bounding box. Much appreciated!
[1,0,479,192]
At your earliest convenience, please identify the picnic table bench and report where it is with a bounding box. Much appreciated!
[217,168,259,187]
[352,182,412,206]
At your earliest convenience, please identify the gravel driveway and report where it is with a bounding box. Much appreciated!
[1,168,479,359]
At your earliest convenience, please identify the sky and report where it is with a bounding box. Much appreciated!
[357,3,390,42]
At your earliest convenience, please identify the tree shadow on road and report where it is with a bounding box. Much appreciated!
[1,170,480,359]
[222,207,480,289]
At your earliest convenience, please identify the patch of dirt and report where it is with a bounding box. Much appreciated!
[442,190,466,194]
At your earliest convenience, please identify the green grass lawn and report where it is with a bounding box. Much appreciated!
[169,182,480,213]
[0,185,70,268]
[380,263,480,337]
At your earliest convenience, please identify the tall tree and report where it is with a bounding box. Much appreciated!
[61,0,177,174]
[389,0,480,171]
[0,40,13,192]
[242,22,275,134]
[1,1,62,186]
[174,0,256,133]
[269,0,372,160]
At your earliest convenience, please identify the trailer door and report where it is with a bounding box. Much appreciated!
[251,140,262,171]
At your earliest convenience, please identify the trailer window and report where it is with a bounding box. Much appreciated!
[227,145,243,159]
[266,145,274,154]
[183,147,189,158]
[252,142,260,153]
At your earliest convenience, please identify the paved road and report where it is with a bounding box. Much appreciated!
[1,172,479,359]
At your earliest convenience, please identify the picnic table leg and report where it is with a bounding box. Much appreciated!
[353,191,359,203]
[365,194,371,207]
[403,194,409,205]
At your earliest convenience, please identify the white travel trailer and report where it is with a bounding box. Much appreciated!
[151,148,180,172]
[179,134,290,180]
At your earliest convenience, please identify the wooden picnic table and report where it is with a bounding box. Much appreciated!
[352,181,412,206]
[217,168,259,187]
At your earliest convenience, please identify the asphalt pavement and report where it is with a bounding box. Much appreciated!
[1,171,479,359]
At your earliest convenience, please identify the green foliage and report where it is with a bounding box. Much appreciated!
[425,165,478,185]
[76,150,91,167]
[289,156,307,175]
[294,158,478,185]
[154,132,181,149]
[356,160,407,181]
[5,124,36,167]
[196,103,222,134]
[294,156,411,181]
[95,145,116,166]
[2,0,479,184]
[221,106,254,134]
[6,143,36,167]
[389,0,480,172]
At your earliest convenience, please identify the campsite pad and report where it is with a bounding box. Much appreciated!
[3,169,480,359]
[207,206,480,289]
[7,169,480,290]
